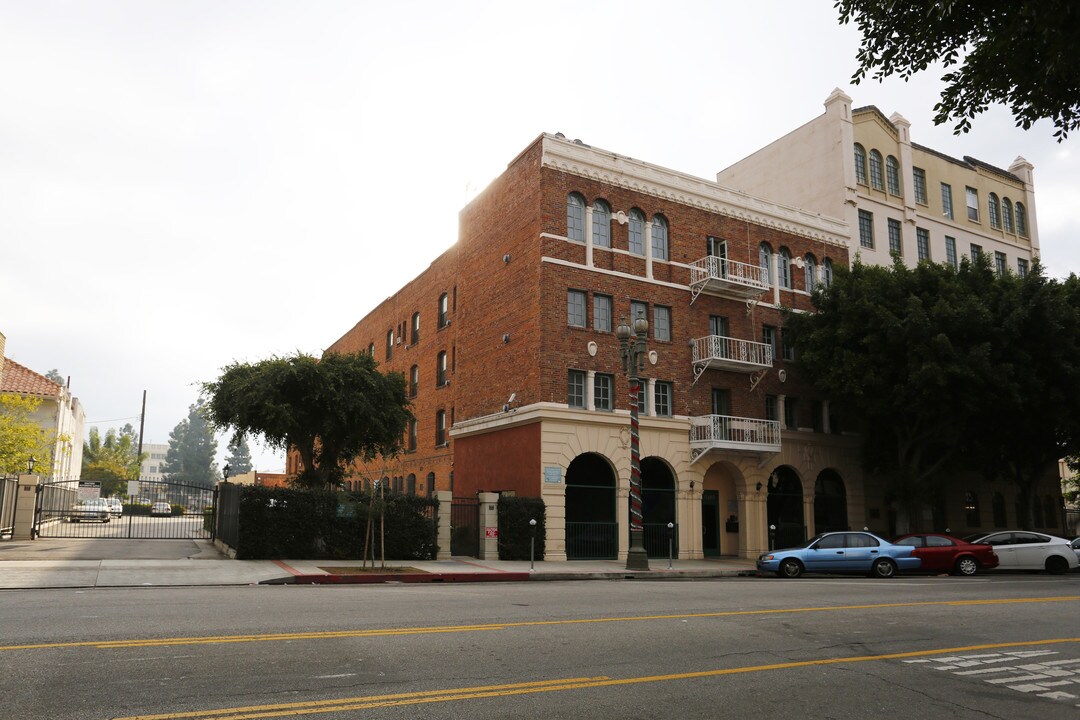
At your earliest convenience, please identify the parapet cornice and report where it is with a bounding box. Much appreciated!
[541,135,848,248]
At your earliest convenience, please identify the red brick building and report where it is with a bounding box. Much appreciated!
[326,133,861,561]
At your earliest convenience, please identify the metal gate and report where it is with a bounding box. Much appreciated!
[34,480,216,540]
[450,496,479,557]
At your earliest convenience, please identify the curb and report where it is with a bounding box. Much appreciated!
[261,569,758,585]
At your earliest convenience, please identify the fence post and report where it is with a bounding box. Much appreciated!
[435,490,452,560]
[477,492,499,560]
[12,475,40,540]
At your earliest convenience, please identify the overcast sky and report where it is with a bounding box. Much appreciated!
[3,1,1077,472]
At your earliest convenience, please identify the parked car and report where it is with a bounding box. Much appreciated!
[150,501,173,516]
[757,531,920,578]
[1071,537,1080,563]
[70,498,111,523]
[106,498,123,518]
[963,531,1079,574]
[892,533,999,576]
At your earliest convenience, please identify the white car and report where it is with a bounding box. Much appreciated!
[1070,537,1080,563]
[150,501,172,516]
[965,531,1079,574]
[106,498,123,518]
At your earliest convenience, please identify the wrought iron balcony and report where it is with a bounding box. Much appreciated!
[691,335,773,381]
[689,256,770,302]
[689,414,781,460]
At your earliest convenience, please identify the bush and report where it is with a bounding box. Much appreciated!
[498,496,545,561]
[233,485,439,560]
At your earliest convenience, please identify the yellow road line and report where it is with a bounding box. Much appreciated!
[3,595,1078,652]
[114,637,1080,720]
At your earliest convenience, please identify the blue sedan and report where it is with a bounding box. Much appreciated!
[757,531,921,579]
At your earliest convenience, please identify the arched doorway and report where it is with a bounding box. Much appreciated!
[565,453,617,560]
[641,457,676,558]
[767,466,805,549]
[814,470,847,534]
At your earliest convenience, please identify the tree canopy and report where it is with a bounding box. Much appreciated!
[224,435,253,476]
[787,256,1080,529]
[161,402,219,488]
[0,395,61,476]
[201,352,411,490]
[837,0,1080,140]
[81,424,144,497]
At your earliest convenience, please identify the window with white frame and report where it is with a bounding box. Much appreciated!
[567,290,586,327]
[887,218,902,256]
[630,300,647,327]
[653,306,671,341]
[941,183,954,219]
[781,328,794,362]
[854,143,867,185]
[436,351,448,386]
[823,258,833,287]
[858,209,874,248]
[804,254,817,293]
[654,381,672,417]
[869,149,884,190]
[945,236,958,269]
[594,374,613,411]
[592,199,611,248]
[567,193,585,242]
[651,215,669,260]
[593,294,612,332]
[411,312,420,344]
[438,292,449,328]
[409,365,418,398]
[886,156,901,195]
[759,243,773,283]
[435,410,446,446]
[567,370,586,408]
[913,167,927,204]
[916,228,930,261]
[763,325,777,357]
[386,329,394,360]
[966,187,979,222]
[628,208,645,255]
[778,248,792,288]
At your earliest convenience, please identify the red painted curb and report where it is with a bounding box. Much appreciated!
[287,572,532,585]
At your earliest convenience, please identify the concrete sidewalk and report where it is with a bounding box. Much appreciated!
[0,538,757,589]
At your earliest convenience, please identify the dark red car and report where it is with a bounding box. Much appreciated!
[892,534,999,576]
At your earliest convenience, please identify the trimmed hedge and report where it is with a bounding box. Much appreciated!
[497,496,545,561]
[234,485,439,561]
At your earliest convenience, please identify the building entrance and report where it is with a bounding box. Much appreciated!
[565,453,616,560]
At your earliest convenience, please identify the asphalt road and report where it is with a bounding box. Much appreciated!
[2,573,1079,719]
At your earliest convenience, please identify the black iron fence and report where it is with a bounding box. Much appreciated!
[566,521,617,560]
[644,522,678,559]
[451,497,479,557]
[216,482,240,548]
[0,477,16,536]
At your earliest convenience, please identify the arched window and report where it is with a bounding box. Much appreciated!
[1002,198,1014,233]
[759,243,773,284]
[1016,202,1027,236]
[436,351,448,386]
[407,474,416,495]
[988,193,1001,229]
[567,193,585,242]
[409,365,418,398]
[628,208,645,255]
[992,492,1007,527]
[964,491,981,527]
[426,471,435,497]
[407,419,417,451]
[651,215,669,260]
[592,199,610,248]
[438,292,449,328]
[822,258,834,288]
[885,156,901,195]
[853,143,867,185]
[367,342,374,357]
[385,329,394,360]
[869,149,884,191]
[410,312,420,344]
[778,248,792,289]
[435,410,446,446]
[804,254,817,293]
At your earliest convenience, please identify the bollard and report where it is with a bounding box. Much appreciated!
[529,518,537,572]
[769,524,776,551]
[666,521,674,570]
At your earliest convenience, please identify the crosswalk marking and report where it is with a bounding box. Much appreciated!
[903,649,1080,706]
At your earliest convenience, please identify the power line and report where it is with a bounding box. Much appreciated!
[85,415,142,424]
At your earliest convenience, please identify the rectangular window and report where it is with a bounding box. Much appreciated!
[567,370,586,408]
[567,290,586,327]
[386,330,394,361]
[781,328,794,362]
[913,167,927,204]
[628,213,644,255]
[593,295,612,333]
[858,209,874,249]
[970,243,982,262]
[630,300,647,326]
[916,228,930,261]
[654,381,672,417]
[941,183,953,219]
[966,187,979,222]
[995,251,1007,275]
[765,395,778,422]
[945,236,958,269]
[594,374,613,411]
[1017,258,1029,277]
[408,419,417,452]
[709,315,729,337]
[711,388,731,416]
[784,397,798,430]
[887,218,902,256]
[762,325,777,357]
[435,411,446,446]
[653,305,671,341]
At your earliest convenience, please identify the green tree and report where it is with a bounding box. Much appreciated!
[81,424,144,497]
[0,395,60,475]
[837,0,1080,139]
[201,352,411,490]
[44,369,64,385]
[224,435,253,476]
[162,402,219,488]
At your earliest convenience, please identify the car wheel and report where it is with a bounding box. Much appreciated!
[778,558,803,579]
[1045,555,1069,575]
[954,557,980,576]
[871,558,897,579]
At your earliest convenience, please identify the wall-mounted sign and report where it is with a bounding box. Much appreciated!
[78,481,101,501]
[543,466,562,484]
[485,527,498,538]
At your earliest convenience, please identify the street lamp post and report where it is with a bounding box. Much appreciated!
[223,463,232,483]
[616,312,650,571]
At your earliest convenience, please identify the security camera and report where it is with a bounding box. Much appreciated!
[507,393,516,404]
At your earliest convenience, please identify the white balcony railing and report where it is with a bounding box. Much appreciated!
[689,414,781,459]
[691,335,773,378]
[688,256,770,302]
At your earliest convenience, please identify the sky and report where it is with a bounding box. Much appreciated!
[3,1,1077,473]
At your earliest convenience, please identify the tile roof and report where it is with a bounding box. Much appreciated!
[0,358,61,398]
